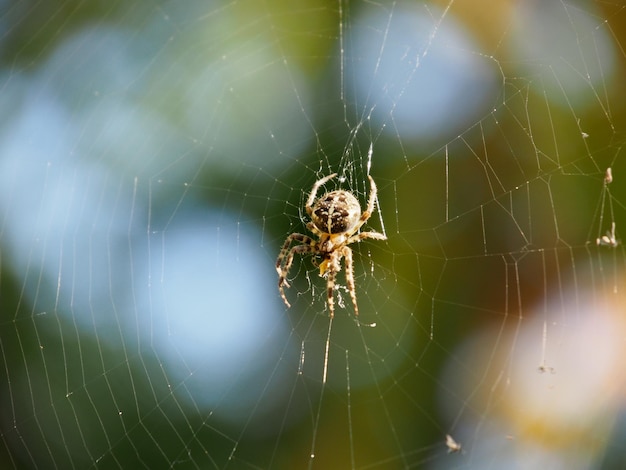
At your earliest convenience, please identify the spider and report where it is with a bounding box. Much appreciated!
[276,173,386,318]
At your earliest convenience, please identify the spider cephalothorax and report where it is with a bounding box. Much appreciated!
[275,173,386,318]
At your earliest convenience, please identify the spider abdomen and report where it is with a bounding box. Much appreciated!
[311,190,361,234]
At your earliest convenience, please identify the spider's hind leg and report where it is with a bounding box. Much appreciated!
[342,246,359,316]
[326,267,337,319]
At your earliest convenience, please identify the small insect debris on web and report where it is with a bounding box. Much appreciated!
[445,434,462,453]
[298,340,306,375]
[537,363,556,374]
[596,222,618,248]
[577,118,589,139]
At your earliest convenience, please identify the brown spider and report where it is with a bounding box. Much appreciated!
[275,173,386,318]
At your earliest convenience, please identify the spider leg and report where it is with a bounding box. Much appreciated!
[276,234,316,308]
[347,175,382,235]
[345,230,387,245]
[306,221,325,240]
[364,175,378,218]
[325,257,337,319]
[342,246,359,316]
[276,233,315,273]
[305,173,337,215]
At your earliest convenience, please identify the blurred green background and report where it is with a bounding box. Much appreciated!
[1,0,626,468]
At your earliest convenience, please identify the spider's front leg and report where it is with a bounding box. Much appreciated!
[305,173,337,214]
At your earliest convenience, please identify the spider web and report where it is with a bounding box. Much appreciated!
[1,0,626,468]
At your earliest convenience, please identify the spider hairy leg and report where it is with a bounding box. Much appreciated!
[364,175,378,216]
[276,233,316,308]
[325,259,338,319]
[342,246,359,316]
[345,231,387,245]
[306,173,337,212]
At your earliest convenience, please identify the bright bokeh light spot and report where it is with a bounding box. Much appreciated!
[348,3,498,146]
[143,213,293,421]
[0,12,300,430]
[438,278,626,468]
[510,1,617,109]
[0,89,135,339]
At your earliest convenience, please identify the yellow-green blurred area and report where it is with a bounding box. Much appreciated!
[1,0,626,468]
